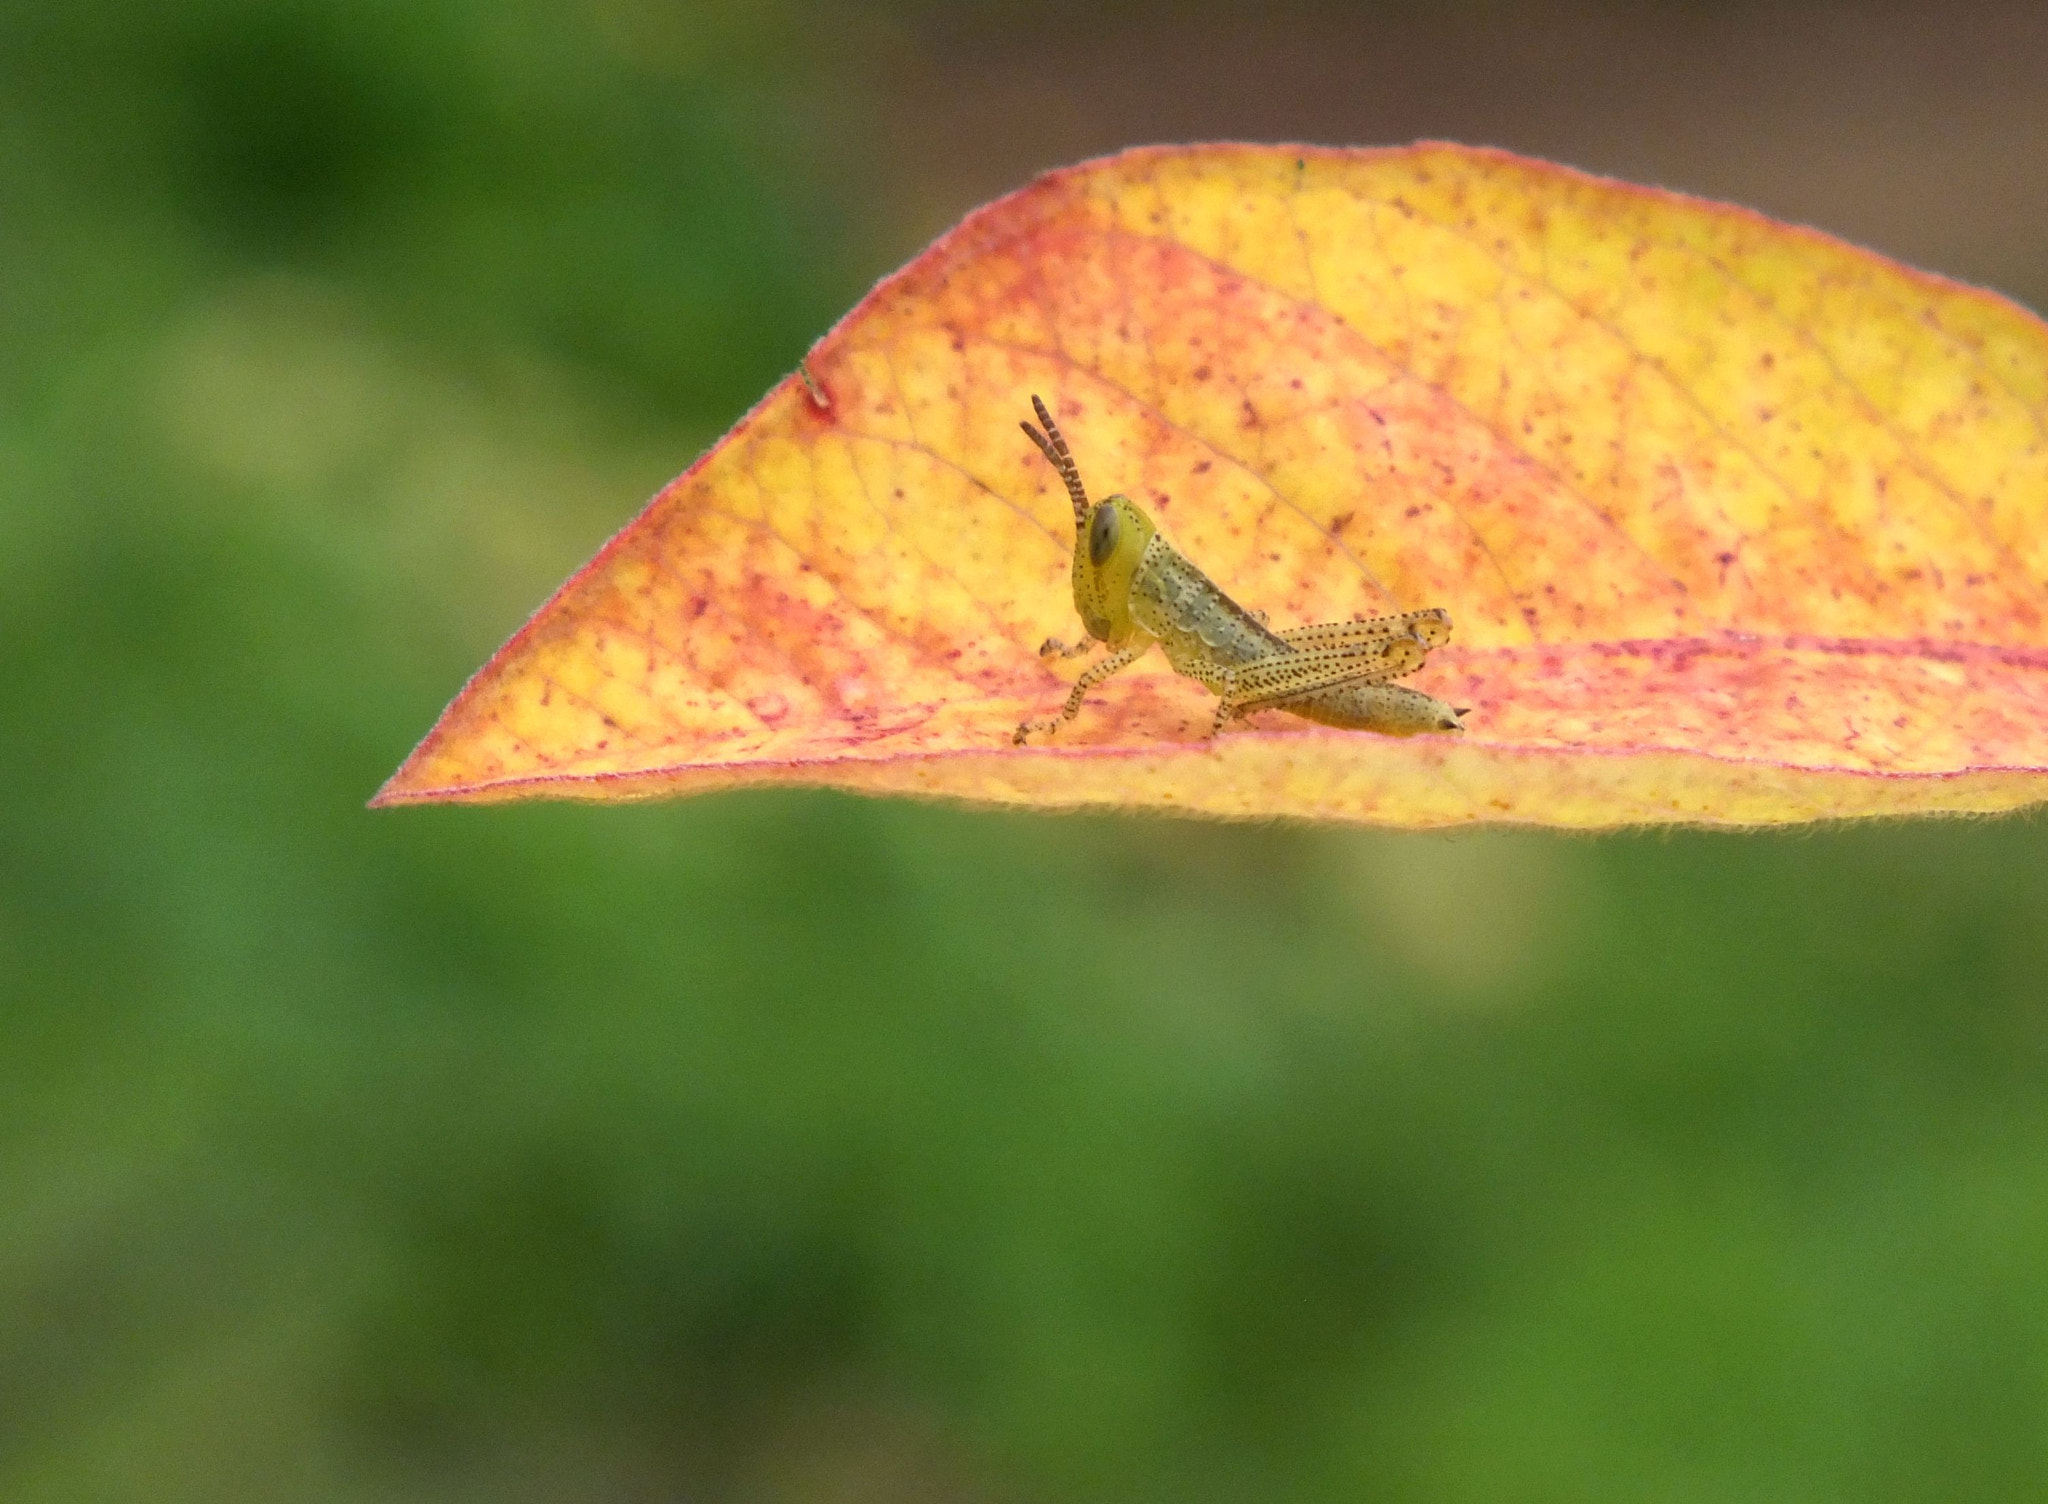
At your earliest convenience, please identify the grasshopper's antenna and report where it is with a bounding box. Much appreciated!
[1020,394,1090,529]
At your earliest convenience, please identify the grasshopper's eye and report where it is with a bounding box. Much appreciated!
[1088,502,1120,566]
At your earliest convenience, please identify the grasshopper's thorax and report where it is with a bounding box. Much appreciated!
[1071,494,1157,647]
[1125,529,1286,690]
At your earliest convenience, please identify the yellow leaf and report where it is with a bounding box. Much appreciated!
[374,144,2048,827]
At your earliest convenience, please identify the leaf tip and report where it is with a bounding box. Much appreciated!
[367,760,428,810]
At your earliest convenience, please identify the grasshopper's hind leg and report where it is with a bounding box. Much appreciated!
[1014,642,1150,744]
[1277,607,1452,652]
[1206,632,1429,737]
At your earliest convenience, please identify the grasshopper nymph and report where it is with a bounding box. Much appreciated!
[1013,396,1468,745]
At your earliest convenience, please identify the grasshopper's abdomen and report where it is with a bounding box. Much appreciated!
[1282,681,1467,736]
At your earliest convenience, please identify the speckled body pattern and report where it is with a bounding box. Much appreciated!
[1013,395,1465,742]
[1130,533,1284,682]
[1130,529,1460,734]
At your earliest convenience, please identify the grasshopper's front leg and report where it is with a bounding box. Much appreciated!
[1014,641,1152,744]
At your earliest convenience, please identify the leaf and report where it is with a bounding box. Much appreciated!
[374,143,2048,827]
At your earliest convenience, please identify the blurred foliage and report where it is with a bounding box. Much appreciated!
[3,2,2047,1502]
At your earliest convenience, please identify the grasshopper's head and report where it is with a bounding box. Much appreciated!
[1073,493,1158,644]
[1021,396,1157,645]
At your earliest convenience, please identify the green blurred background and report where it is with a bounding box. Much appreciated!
[5,2,2048,1499]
